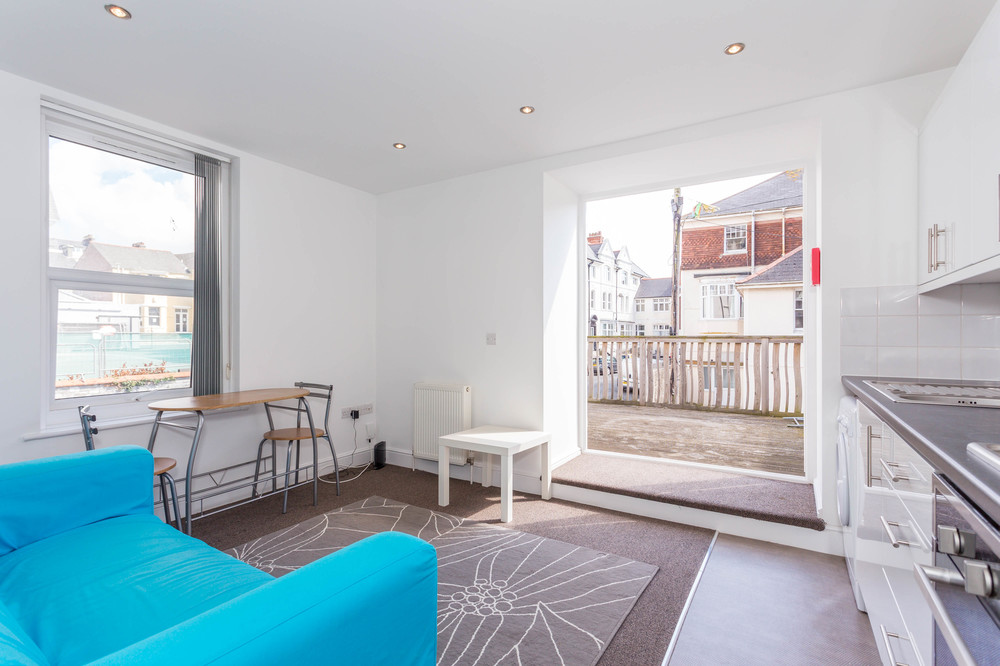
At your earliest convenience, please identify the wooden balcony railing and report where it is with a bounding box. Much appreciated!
[587,335,803,416]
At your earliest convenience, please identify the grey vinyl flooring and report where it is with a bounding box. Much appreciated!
[667,534,880,666]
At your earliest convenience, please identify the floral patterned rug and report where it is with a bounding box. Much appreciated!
[229,496,658,666]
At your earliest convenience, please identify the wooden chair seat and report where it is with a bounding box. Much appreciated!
[153,457,177,476]
[263,427,325,441]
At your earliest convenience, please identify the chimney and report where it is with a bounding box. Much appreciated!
[132,242,146,248]
[587,231,603,245]
[82,234,93,247]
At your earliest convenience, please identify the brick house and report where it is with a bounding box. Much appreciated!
[678,170,803,335]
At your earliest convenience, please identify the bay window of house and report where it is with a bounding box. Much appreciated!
[793,289,804,332]
[701,282,742,319]
[601,322,613,336]
[44,106,233,422]
[724,225,747,254]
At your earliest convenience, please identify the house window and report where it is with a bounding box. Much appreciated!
[701,282,742,319]
[636,299,645,312]
[601,321,613,336]
[653,324,672,336]
[653,297,670,312]
[621,271,628,285]
[621,323,634,336]
[724,225,747,253]
[603,292,612,309]
[605,267,611,281]
[589,265,595,279]
[794,290,804,331]
[636,324,645,336]
[633,277,638,286]
[45,108,231,414]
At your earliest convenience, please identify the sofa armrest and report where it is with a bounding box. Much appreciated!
[93,531,438,666]
[0,446,152,557]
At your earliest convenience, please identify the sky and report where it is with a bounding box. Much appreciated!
[585,172,779,277]
[48,137,195,255]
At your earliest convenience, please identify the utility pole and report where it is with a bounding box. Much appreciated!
[670,187,683,335]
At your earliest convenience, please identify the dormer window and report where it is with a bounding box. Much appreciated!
[724,225,747,253]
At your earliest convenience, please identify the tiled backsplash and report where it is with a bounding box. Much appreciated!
[840,284,1000,379]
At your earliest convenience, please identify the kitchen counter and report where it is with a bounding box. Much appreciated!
[842,376,1000,524]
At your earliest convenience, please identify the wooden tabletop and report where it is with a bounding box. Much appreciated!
[148,388,309,412]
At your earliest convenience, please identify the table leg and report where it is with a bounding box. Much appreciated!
[301,397,319,507]
[500,453,513,523]
[182,411,206,535]
[438,443,450,507]
[484,453,492,488]
[540,439,552,500]
[147,411,163,451]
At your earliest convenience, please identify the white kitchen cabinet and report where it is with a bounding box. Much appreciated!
[918,1,1000,290]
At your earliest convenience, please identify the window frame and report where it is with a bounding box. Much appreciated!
[700,281,742,320]
[723,225,748,254]
[175,307,190,333]
[41,107,235,426]
[635,299,645,312]
[793,289,804,332]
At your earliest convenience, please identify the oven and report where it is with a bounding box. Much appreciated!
[920,474,1000,665]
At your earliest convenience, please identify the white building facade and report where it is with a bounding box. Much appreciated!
[586,232,647,336]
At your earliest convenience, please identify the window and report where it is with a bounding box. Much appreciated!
[618,294,624,311]
[653,324,672,336]
[45,108,231,415]
[724,225,747,253]
[621,323,634,336]
[175,307,190,333]
[636,324,645,336]
[636,299,645,312]
[701,282,742,319]
[603,292,612,309]
[601,321,613,336]
[653,297,670,312]
[589,265,595,279]
[632,277,638,286]
[621,271,628,285]
[794,290,804,331]
[605,267,611,281]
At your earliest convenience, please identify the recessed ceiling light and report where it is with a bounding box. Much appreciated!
[393,143,406,150]
[519,106,535,115]
[724,42,745,55]
[104,4,132,19]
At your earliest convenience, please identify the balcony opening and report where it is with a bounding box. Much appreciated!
[583,170,806,478]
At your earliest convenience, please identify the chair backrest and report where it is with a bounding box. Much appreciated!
[295,382,335,432]
[78,405,98,451]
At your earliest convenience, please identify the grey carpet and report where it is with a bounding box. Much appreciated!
[194,464,714,666]
[229,496,658,666]
[553,453,825,531]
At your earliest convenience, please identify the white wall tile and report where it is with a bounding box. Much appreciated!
[841,316,878,346]
[961,348,1000,380]
[918,315,962,348]
[918,285,962,315]
[878,347,919,377]
[841,287,877,317]
[917,348,962,379]
[961,284,1000,315]
[878,316,919,347]
[841,346,877,375]
[878,285,918,316]
[961,315,1000,349]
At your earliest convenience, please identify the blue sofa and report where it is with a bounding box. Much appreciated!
[0,446,437,665]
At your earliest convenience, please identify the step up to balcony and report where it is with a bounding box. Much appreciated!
[552,453,825,532]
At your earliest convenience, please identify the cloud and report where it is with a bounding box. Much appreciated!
[48,138,195,254]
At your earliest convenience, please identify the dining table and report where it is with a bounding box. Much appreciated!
[147,388,314,534]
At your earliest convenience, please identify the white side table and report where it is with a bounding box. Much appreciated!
[438,426,552,523]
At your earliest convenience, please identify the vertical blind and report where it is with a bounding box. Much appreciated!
[193,154,222,396]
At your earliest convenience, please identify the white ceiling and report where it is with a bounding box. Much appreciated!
[0,1,993,193]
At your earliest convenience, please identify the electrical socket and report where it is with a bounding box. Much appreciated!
[341,403,374,419]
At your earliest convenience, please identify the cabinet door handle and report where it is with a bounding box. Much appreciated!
[866,426,882,486]
[881,515,919,548]
[931,224,946,271]
[914,564,977,666]
[928,227,934,273]
[879,625,910,666]
[880,458,913,483]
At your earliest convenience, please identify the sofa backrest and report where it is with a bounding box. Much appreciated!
[0,446,153,557]
[0,599,48,665]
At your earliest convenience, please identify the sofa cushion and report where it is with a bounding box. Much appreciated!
[0,514,271,665]
[0,600,47,665]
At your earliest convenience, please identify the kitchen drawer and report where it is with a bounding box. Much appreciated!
[884,561,933,665]
[881,435,933,496]
[855,561,923,666]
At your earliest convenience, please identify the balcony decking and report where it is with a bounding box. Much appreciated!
[587,402,804,476]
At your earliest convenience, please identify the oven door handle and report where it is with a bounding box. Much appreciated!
[914,563,977,666]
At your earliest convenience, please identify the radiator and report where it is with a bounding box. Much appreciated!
[413,383,471,466]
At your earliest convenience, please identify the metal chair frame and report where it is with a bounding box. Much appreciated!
[252,382,340,513]
[78,405,181,529]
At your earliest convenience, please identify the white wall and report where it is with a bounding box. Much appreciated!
[743,286,801,336]
[374,70,948,529]
[0,68,377,509]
